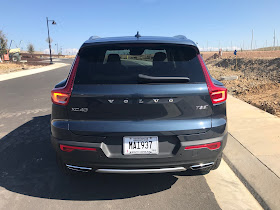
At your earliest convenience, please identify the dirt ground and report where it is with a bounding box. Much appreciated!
[206,55,280,117]
[202,50,280,61]
[0,53,51,75]
[63,55,76,58]
[0,63,46,75]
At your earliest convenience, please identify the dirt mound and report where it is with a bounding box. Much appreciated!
[202,50,280,59]
[241,83,280,116]
[207,58,280,117]
[212,58,280,82]
[20,53,50,66]
[204,53,219,62]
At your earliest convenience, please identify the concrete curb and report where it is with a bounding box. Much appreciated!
[0,63,70,82]
[223,134,280,210]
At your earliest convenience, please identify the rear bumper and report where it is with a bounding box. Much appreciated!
[66,165,188,173]
[51,132,228,172]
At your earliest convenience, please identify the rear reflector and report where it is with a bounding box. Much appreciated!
[184,142,221,151]
[51,56,80,106]
[197,55,227,105]
[60,144,97,152]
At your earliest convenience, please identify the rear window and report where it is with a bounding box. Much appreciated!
[74,44,205,84]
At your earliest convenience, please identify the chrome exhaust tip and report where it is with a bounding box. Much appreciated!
[66,164,92,172]
[190,162,214,170]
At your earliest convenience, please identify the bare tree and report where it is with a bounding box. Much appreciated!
[27,43,35,58]
[0,30,8,56]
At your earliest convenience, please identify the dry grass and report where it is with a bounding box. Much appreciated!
[0,63,44,75]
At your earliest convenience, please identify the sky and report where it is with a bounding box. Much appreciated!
[1,0,280,54]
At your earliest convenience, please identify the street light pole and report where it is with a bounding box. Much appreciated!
[55,43,59,58]
[46,17,56,64]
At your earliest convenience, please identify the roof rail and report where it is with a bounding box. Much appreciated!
[88,36,100,40]
[173,35,188,40]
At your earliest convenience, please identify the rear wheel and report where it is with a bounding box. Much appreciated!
[12,55,19,62]
[199,153,222,174]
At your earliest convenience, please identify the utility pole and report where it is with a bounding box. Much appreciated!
[251,29,254,50]
[55,43,59,57]
[273,29,276,50]
[9,40,14,50]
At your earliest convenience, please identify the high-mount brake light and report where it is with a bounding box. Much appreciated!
[60,144,97,152]
[184,142,221,151]
[197,55,227,105]
[51,56,80,106]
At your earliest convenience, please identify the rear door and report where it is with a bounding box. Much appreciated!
[67,43,212,135]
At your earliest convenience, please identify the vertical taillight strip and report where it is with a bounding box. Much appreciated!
[51,56,80,106]
[197,55,227,105]
[63,56,80,93]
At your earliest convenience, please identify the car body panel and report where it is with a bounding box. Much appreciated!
[51,36,227,173]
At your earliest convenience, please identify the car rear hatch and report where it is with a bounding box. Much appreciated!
[65,43,213,136]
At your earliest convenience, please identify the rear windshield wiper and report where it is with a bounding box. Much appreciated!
[138,74,190,84]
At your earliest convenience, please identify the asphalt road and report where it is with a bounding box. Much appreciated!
[0,59,261,210]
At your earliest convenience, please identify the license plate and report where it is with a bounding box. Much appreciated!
[123,136,159,155]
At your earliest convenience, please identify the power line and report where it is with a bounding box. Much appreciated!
[273,29,276,47]
[251,29,254,50]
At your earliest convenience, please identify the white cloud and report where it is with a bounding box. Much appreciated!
[62,48,79,55]
[43,49,50,54]
[43,48,78,55]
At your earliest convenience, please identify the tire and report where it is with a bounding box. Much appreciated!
[199,153,222,174]
[12,56,19,62]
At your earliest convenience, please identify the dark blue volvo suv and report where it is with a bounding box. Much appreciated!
[51,35,227,174]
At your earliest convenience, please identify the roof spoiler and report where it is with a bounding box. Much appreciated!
[173,35,188,40]
[88,36,100,40]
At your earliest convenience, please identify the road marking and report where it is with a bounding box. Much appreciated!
[0,63,70,82]
[205,160,262,210]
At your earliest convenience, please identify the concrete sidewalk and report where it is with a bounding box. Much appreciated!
[223,95,280,209]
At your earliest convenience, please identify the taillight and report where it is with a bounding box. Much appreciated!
[184,142,221,150]
[60,144,97,152]
[51,56,80,106]
[51,92,70,105]
[197,55,227,105]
